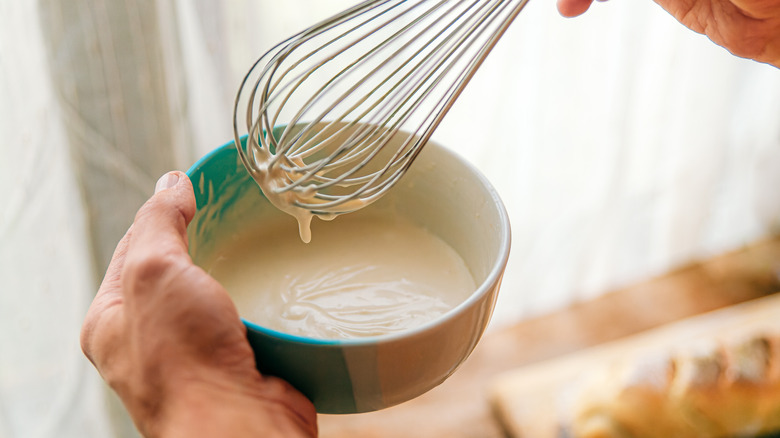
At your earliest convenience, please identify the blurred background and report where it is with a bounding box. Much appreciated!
[1,0,779,437]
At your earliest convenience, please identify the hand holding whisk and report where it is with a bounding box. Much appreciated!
[233,0,529,241]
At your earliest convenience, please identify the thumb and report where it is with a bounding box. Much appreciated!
[123,171,197,298]
[140,170,196,248]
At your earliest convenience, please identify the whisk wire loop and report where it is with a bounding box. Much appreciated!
[234,0,529,217]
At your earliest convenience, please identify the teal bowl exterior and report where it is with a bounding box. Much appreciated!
[186,136,510,414]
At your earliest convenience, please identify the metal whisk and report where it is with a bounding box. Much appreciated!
[233,0,529,218]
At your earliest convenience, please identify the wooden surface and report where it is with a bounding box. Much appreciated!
[318,237,780,438]
[489,293,780,438]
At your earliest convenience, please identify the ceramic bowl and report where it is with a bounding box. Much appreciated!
[186,129,510,414]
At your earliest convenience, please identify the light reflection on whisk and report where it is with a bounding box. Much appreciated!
[233,0,529,217]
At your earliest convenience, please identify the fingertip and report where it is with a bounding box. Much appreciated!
[150,171,196,225]
[155,171,180,194]
[129,171,196,259]
[557,0,594,17]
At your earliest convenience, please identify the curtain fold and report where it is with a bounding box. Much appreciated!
[37,0,194,277]
[0,1,116,437]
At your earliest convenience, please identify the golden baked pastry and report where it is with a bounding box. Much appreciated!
[563,334,780,438]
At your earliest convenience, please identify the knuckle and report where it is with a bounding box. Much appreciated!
[80,307,124,371]
[123,250,183,292]
[80,303,111,362]
[125,253,170,283]
[79,318,96,359]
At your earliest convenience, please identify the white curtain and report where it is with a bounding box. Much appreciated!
[1,1,778,437]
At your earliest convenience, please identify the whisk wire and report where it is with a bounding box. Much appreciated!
[262,1,434,163]
[265,1,465,194]
[278,0,492,190]
[243,2,397,165]
[275,1,453,164]
[303,0,505,194]
[234,0,529,216]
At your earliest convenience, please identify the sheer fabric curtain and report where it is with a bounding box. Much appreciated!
[1,1,779,437]
[1,2,115,438]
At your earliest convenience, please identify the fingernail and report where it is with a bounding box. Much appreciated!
[155,172,180,193]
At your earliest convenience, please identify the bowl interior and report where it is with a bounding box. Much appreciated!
[187,135,509,335]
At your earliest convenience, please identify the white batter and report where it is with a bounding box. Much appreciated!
[250,139,368,243]
[204,214,475,339]
[249,151,324,243]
